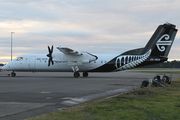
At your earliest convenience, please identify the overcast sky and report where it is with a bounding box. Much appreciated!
[0,0,180,63]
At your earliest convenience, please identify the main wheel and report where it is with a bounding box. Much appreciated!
[11,72,16,77]
[74,72,80,78]
[164,75,171,84]
[83,72,88,77]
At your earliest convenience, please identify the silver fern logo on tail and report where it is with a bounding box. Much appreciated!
[115,49,151,71]
[156,34,172,52]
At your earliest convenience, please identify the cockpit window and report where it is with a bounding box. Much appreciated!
[14,57,23,61]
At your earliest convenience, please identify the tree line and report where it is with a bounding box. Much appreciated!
[141,60,180,68]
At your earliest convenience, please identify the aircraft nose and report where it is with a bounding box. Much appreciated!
[2,63,11,71]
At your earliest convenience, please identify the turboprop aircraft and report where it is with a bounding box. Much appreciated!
[2,23,178,78]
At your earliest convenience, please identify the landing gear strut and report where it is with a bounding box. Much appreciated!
[71,66,88,78]
[11,71,16,77]
[71,66,80,78]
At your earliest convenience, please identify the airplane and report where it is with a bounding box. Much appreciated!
[2,23,178,78]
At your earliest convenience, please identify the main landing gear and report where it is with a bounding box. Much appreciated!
[71,66,89,78]
[74,72,80,78]
[83,72,88,77]
[73,72,89,78]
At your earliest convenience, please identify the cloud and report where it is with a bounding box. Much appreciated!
[29,29,93,38]
[0,0,180,63]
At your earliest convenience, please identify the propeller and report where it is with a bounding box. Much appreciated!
[47,45,54,66]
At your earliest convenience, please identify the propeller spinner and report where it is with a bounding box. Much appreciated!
[47,45,54,66]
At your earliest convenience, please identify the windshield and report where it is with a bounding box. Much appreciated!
[14,57,23,61]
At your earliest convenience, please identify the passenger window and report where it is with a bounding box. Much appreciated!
[14,57,23,61]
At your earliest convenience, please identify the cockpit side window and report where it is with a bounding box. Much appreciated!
[14,57,23,61]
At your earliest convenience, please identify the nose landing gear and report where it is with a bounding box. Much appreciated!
[11,71,16,77]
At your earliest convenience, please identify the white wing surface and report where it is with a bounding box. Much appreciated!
[55,47,98,66]
[57,47,82,56]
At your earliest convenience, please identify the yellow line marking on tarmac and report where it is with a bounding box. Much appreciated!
[0,73,9,75]
[41,92,51,93]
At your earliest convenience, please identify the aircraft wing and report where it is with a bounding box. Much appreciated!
[55,47,98,66]
[56,47,83,56]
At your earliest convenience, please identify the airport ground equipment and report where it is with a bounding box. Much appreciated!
[152,73,172,86]
[141,73,173,88]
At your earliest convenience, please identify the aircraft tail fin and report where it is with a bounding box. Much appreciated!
[141,23,178,58]
[114,23,178,71]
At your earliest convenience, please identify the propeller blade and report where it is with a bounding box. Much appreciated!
[47,45,54,66]
[48,59,50,66]
[48,46,50,52]
[51,45,53,53]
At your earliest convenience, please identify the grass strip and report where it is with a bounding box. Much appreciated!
[28,77,180,120]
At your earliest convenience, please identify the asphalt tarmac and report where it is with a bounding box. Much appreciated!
[0,71,179,120]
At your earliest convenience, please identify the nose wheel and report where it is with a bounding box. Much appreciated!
[11,72,16,77]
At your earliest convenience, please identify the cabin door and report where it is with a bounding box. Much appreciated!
[29,56,36,69]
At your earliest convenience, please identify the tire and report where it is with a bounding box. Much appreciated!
[164,75,170,84]
[74,72,80,78]
[83,72,88,77]
[11,72,16,77]
[141,80,149,88]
